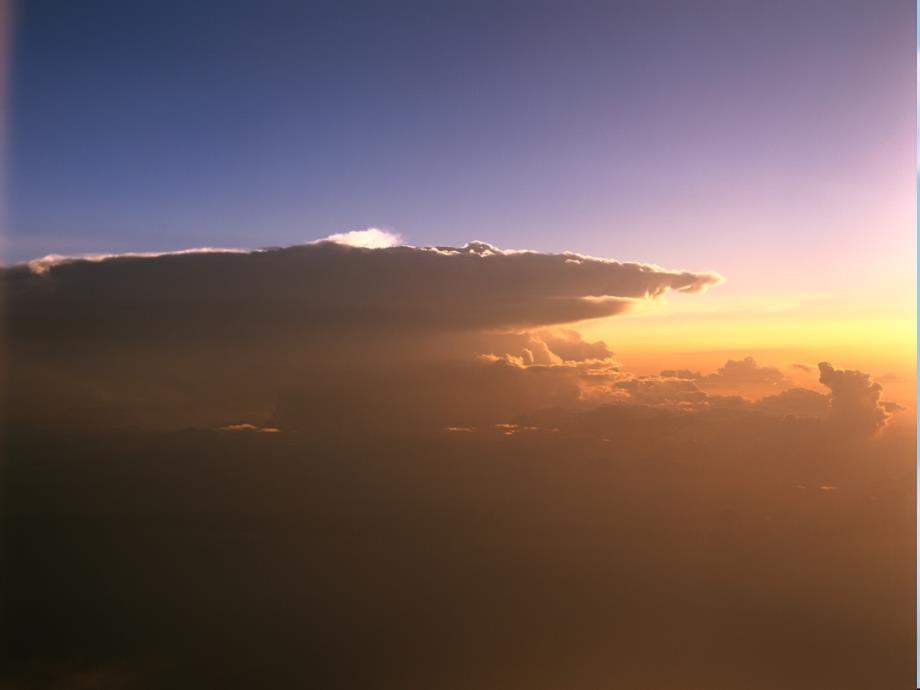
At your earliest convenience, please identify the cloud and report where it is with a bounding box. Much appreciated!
[697,356,790,391]
[537,329,614,363]
[755,387,829,418]
[611,376,709,408]
[6,399,913,690]
[315,227,403,248]
[3,243,909,690]
[650,358,794,404]
[587,360,900,439]
[11,239,900,441]
[8,241,723,338]
[739,362,904,435]
[817,362,892,436]
[23,247,252,275]
[478,329,617,369]
[264,353,901,436]
[11,239,719,429]
[658,358,791,394]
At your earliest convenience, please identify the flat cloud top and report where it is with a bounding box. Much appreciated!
[6,240,724,335]
[1,239,726,431]
[23,247,252,275]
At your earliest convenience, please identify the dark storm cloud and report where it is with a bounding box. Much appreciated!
[3,242,902,440]
[2,241,718,430]
[6,241,723,338]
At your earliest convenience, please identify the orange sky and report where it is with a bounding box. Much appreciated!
[578,287,917,408]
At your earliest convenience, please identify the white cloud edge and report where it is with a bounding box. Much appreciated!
[24,247,254,275]
[314,227,403,249]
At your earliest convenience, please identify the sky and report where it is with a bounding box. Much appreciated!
[4,0,915,383]
[0,2,915,686]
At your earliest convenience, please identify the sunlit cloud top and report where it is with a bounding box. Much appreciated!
[317,228,403,249]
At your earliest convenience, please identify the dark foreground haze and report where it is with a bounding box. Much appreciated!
[1,244,915,689]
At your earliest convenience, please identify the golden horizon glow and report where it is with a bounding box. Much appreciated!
[575,288,916,408]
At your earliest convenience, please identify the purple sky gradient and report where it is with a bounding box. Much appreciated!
[4,1,915,307]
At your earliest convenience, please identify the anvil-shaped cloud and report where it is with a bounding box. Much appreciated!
[2,239,721,430]
[8,239,724,333]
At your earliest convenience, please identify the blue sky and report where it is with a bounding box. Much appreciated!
[5,0,914,301]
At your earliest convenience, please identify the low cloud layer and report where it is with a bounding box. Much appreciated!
[2,239,910,690]
[592,359,899,437]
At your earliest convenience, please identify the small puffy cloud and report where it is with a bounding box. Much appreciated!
[316,227,403,249]
[539,329,614,363]
[697,357,790,394]
[479,329,616,369]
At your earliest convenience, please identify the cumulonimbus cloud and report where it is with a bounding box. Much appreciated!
[2,240,721,430]
[7,240,724,335]
[5,240,901,438]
